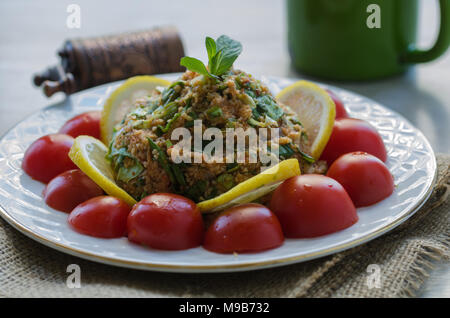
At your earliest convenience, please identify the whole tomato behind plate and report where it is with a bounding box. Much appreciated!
[320,118,387,165]
[326,89,348,119]
[59,111,101,139]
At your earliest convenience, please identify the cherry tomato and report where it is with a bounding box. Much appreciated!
[22,134,77,183]
[43,169,104,212]
[68,196,131,238]
[59,111,101,139]
[327,152,394,207]
[203,203,284,254]
[127,193,204,250]
[326,89,348,119]
[270,174,358,238]
[320,118,387,165]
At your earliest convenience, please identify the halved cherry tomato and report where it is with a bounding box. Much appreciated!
[22,134,77,183]
[59,111,101,139]
[203,203,284,254]
[68,196,131,238]
[320,118,387,165]
[127,193,204,250]
[270,174,358,238]
[43,169,104,212]
[327,152,394,207]
[326,89,348,119]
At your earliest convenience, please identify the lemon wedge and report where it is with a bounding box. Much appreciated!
[100,75,171,145]
[69,135,137,206]
[276,80,335,159]
[197,159,300,213]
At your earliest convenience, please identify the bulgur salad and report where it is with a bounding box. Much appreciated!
[107,67,325,202]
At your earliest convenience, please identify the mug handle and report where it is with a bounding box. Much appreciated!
[402,0,450,63]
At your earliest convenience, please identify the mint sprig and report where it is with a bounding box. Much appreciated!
[180,35,242,80]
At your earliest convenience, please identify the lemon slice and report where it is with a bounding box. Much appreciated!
[197,159,300,213]
[276,80,335,159]
[69,135,137,206]
[100,75,171,144]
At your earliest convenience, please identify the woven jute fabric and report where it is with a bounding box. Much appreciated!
[0,154,448,298]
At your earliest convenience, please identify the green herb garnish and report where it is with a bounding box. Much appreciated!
[171,163,186,187]
[279,144,295,160]
[248,118,265,128]
[299,150,316,163]
[161,81,184,105]
[291,143,316,163]
[206,105,223,118]
[106,145,144,183]
[185,180,207,202]
[129,106,149,119]
[147,138,188,189]
[147,138,175,184]
[116,160,144,183]
[152,101,178,121]
[226,162,239,173]
[157,112,182,135]
[217,173,235,190]
[180,35,242,80]
[225,118,237,128]
[255,95,284,121]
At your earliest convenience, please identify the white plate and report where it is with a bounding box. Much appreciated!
[0,74,437,273]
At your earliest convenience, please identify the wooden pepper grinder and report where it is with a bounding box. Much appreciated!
[33,26,185,97]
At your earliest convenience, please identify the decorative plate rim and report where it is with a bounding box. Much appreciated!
[0,74,437,273]
[0,178,435,272]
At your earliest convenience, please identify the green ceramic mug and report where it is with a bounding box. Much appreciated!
[287,0,450,80]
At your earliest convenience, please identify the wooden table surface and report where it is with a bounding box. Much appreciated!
[0,0,448,297]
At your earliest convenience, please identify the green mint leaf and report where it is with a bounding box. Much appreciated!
[181,35,242,79]
[216,35,242,56]
[205,37,216,65]
[209,49,222,75]
[214,35,242,75]
[180,56,219,80]
[180,56,210,76]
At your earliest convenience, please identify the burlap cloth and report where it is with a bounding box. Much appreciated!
[0,154,448,298]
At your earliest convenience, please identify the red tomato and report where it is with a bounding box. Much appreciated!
[326,89,348,119]
[327,152,394,207]
[68,196,131,238]
[22,134,77,183]
[320,118,387,165]
[59,111,101,139]
[127,193,204,250]
[270,174,358,238]
[43,169,104,212]
[203,203,284,254]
